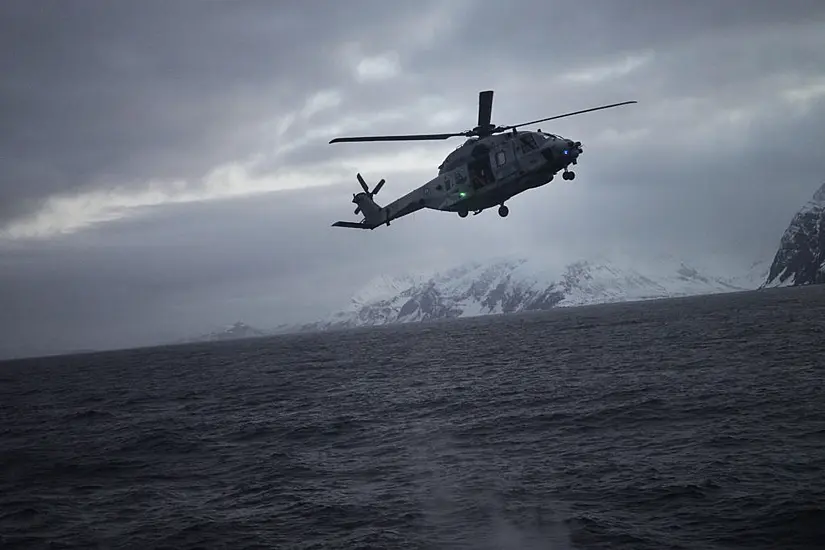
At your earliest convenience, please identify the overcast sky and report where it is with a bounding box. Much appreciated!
[2,0,825,357]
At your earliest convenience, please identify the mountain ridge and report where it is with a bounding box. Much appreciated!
[294,253,766,333]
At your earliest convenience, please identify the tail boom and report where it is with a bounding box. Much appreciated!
[331,172,429,229]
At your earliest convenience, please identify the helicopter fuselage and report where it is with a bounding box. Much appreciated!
[376,130,582,222]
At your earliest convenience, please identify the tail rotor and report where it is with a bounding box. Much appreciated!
[353,173,385,215]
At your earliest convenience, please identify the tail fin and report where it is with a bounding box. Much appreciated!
[352,191,384,225]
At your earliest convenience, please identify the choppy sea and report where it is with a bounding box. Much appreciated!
[2,285,824,549]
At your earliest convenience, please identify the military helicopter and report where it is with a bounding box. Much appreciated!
[329,90,635,229]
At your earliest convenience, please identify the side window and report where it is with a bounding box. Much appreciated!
[444,176,452,190]
[495,150,506,166]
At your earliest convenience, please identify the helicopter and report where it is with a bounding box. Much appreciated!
[329,90,635,229]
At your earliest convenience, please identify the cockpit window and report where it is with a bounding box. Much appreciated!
[519,134,538,151]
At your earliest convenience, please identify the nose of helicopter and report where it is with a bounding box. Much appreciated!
[541,139,582,162]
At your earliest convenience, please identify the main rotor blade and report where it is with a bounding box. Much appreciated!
[500,101,637,131]
[330,132,465,144]
[478,90,494,128]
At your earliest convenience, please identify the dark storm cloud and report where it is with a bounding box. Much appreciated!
[2,0,825,358]
[3,0,823,227]
[237,0,825,198]
[0,0,453,222]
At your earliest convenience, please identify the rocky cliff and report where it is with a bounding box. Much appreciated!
[763,182,825,287]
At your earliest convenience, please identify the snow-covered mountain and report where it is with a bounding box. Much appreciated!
[762,182,825,287]
[300,253,755,331]
[349,273,429,310]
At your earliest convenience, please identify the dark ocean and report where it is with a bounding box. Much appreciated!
[2,286,824,549]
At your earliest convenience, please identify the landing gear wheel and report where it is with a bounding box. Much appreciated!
[458,210,468,218]
[563,171,576,180]
[498,205,509,217]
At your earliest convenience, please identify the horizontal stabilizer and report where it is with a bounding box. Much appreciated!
[332,221,378,229]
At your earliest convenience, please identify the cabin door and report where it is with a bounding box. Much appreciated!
[468,145,495,190]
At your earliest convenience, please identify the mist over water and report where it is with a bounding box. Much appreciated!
[2,285,824,549]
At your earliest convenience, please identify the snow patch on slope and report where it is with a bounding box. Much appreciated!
[306,251,756,332]
[350,273,427,308]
